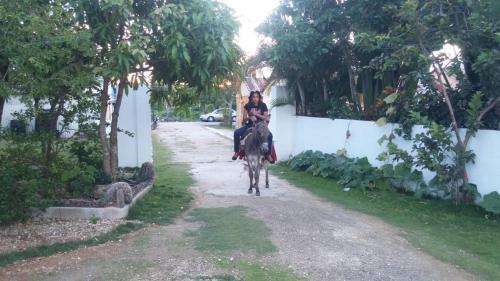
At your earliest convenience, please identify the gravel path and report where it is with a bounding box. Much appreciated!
[0,122,477,281]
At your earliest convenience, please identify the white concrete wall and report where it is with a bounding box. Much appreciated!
[2,86,153,168]
[269,86,296,161]
[269,86,500,196]
[117,86,153,167]
[1,97,36,130]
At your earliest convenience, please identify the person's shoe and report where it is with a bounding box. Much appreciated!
[266,155,275,164]
[232,153,239,161]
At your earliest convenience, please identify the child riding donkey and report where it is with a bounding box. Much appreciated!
[232,90,275,163]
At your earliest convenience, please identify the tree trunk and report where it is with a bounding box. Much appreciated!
[0,96,4,127]
[297,80,306,115]
[322,78,328,103]
[0,62,7,127]
[228,100,233,127]
[99,79,112,177]
[342,45,361,112]
[109,78,126,180]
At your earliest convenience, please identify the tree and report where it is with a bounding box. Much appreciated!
[257,0,404,116]
[259,0,500,203]
[72,0,241,179]
[0,0,97,141]
[0,0,102,223]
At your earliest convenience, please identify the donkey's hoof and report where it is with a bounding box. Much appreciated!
[256,191,260,196]
[248,188,253,194]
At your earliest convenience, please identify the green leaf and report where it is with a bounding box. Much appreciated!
[182,49,191,64]
[375,117,387,127]
[377,135,388,145]
[384,92,399,104]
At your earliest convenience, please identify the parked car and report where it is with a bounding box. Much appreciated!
[200,108,236,122]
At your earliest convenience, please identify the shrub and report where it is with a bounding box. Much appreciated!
[70,137,111,185]
[0,164,40,225]
[378,112,480,203]
[0,132,99,224]
[288,150,382,190]
[479,192,500,215]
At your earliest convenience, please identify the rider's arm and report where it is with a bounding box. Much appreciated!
[242,108,249,123]
[254,105,269,121]
[257,111,269,121]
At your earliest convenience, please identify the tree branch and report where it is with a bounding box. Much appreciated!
[478,96,500,123]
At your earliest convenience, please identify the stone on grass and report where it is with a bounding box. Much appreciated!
[97,182,133,207]
[139,162,155,181]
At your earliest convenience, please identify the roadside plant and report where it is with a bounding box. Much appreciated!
[288,151,382,190]
[0,131,100,224]
[378,111,479,203]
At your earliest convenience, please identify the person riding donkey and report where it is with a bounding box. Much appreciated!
[232,90,275,163]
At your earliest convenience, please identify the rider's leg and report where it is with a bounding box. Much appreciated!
[233,125,249,160]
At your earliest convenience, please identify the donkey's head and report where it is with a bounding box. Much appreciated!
[254,121,270,153]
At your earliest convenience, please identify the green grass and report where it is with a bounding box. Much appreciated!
[194,275,240,281]
[215,124,236,130]
[0,135,193,268]
[127,135,193,224]
[272,164,500,281]
[186,206,276,254]
[216,259,304,281]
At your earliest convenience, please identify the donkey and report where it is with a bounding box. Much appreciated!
[243,121,271,196]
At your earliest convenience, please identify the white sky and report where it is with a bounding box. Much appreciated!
[220,0,281,56]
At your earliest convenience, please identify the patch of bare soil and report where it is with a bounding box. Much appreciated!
[0,218,124,255]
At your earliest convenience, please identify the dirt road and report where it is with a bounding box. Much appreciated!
[0,122,476,281]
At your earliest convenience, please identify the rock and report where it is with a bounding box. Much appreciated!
[115,189,125,208]
[97,182,133,207]
[95,185,109,199]
[138,162,155,181]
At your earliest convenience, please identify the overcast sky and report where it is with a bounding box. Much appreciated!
[220,0,281,56]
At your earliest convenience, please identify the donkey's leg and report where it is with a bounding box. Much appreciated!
[247,161,254,194]
[254,163,261,196]
[265,165,269,189]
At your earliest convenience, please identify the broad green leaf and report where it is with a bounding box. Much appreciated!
[384,92,399,104]
[375,117,387,127]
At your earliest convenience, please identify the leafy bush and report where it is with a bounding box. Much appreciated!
[380,163,426,195]
[70,138,111,185]
[288,150,382,190]
[0,133,99,224]
[0,162,40,225]
[378,112,480,203]
[479,192,500,215]
[288,150,327,171]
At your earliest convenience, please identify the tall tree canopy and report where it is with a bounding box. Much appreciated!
[70,0,242,178]
[257,0,500,127]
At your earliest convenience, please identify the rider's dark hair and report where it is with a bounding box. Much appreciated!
[249,90,263,101]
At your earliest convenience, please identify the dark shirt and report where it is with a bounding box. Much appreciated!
[244,102,268,126]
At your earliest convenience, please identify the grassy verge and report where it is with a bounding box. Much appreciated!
[272,164,500,281]
[187,207,304,281]
[216,124,236,130]
[127,134,193,224]
[209,259,304,281]
[0,134,193,267]
[186,206,276,254]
